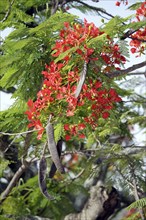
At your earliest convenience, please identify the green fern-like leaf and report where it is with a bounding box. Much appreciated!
[54,46,79,63]
[127,20,146,31]
[117,40,130,58]
[13,8,34,23]
[54,123,63,143]
[127,198,146,210]
[102,16,131,36]
[0,67,19,88]
[86,133,95,148]
[128,2,142,10]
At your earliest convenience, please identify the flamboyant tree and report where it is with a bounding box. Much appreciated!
[0,0,146,219]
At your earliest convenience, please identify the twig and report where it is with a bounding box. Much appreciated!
[123,100,146,103]
[130,165,145,220]
[0,159,31,203]
[22,128,33,159]
[71,168,85,181]
[0,129,39,136]
[42,142,47,156]
[129,36,146,43]
[116,167,135,189]
[128,72,146,76]
[1,0,15,23]
[92,133,102,148]
[51,0,59,15]
[73,0,114,18]
[0,128,34,202]
[106,61,146,78]
[62,146,146,158]
[4,135,18,153]
[121,29,146,41]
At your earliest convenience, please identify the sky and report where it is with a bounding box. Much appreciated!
[0,0,146,145]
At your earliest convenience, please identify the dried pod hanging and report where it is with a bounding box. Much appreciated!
[38,156,55,200]
[46,122,64,174]
[75,61,87,98]
[49,139,63,178]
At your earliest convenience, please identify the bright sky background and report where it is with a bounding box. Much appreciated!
[0,0,146,145]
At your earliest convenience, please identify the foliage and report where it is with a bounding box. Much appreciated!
[0,0,146,219]
[127,198,146,210]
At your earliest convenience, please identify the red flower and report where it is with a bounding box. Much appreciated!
[65,134,71,141]
[36,126,44,140]
[71,125,77,135]
[66,109,74,117]
[102,112,110,119]
[27,99,34,107]
[131,48,136,54]
[64,124,70,131]
[94,81,102,89]
[115,2,120,7]
[136,2,146,20]
[78,133,86,139]
[56,93,63,100]
[78,123,86,130]
[25,110,33,120]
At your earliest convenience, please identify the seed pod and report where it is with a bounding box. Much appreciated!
[46,123,64,174]
[49,139,63,178]
[75,61,87,98]
[38,156,55,200]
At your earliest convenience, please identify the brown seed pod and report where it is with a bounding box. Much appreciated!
[46,122,64,174]
[38,156,55,200]
[49,139,63,178]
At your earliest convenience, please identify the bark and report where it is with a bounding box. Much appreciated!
[64,182,109,220]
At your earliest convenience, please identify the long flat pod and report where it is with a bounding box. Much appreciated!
[75,61,87,98]
[46,122,64,174]
[49,139,63,178]
[38,156,54,200]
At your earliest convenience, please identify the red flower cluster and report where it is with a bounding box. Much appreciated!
[101,44,126,71]
[136,2,146,21]
[25,20,123,140]
[25,100,44,139]
[115,0,128,7]
[64,123,86,141]
[130,2,146,55]
[83,83,121,125]
[130,27,146,54]
[52,19,102,63]
[63,80,122,141]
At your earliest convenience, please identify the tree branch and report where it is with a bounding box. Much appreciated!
[129,36,146,43]
[64,182,109,220]
[51,0,59,15]
[130,164,145,220]
[1,0,15,23]
[22,128,33,159]
[64,146,146,157]
[0,160,31,203]
[128,72,146,76]
[0,129,39,136]
[106,61,146,78]
[121,29,146,42]
[72,0,114,18]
